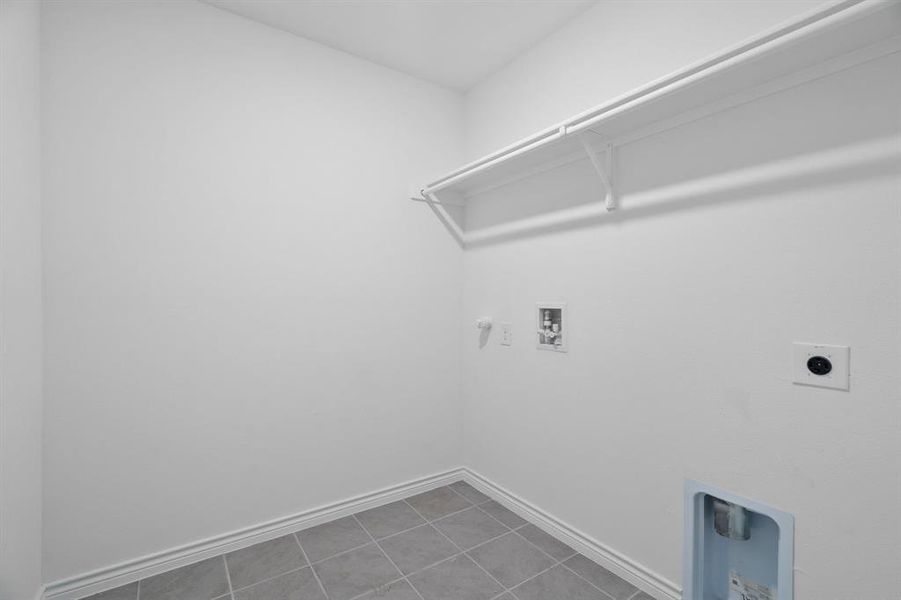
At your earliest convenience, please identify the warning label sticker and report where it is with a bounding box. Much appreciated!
[728,570,775,600]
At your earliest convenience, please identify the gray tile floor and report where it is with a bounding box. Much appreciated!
[85,482,653,600]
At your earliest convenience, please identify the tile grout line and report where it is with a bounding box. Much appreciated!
[504,531,619,600]
[401,498,508,574]
[444,481,485,506]
[298,507,450,570]
[446,481,497,508]
[448,481,494,506]
[221,555,236,600]
[447,480,571,600]
[363,522,518,588]
[203,489,479,599]
[506,557,569,600]
[403,497,514,600]
[351,513,427,600]
[116,484,630,600]
[479,528,582,600]
[488,540,585,600]
[293,518,463,578]
[463,548,519,600]
[344,579,405,600]
[355,514,430,545]
[126,488,472,600]
[292,506,517,600]
[408,483,521,532]
[515,537,617,600]
[308,539,375,566]
[349,514,403,579]
[228,566,311,594]
[557,561,618,600]
[474,503,525,533]
[514,557,617,600]
[499,515,617,600]
[373,523,427,541]
[445,483,526,533]
[111,503,429,600]
[449,484,622,600]
[199,541,578,600]
[293,533,330,600]
[333,532,528,600]
[509,528,578,564]
[423,502,476,525]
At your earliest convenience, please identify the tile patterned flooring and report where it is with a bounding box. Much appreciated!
[85,482,653,600]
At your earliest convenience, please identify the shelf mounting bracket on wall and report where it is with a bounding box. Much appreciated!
[578,135,616,211]
[409,193,465,208]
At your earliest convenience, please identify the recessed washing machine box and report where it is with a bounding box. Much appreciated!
[537,302,566,352]
[684,481,794,600]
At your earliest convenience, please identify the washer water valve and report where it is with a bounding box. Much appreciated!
[536,303,567,352]
[712,497,751,541]
[538,312,561,344]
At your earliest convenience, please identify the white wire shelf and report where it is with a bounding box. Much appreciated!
[412,0,901,246]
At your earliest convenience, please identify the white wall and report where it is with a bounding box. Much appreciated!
[461,2,901,599]
[35,1,901,594]
[464,0,827,159]
[41,0,463,581]
[0,0,44,598]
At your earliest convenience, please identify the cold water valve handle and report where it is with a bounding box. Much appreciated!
[712,497,751,541]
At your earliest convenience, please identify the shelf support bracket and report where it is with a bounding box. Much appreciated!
[409,194,464,208]
[578,136,616,211]
[422,190,466,248]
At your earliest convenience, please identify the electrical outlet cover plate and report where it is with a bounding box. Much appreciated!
[793,343,850,390]
[500,322,512,346]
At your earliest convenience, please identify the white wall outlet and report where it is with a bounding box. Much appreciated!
[793,343,850,391]
[500,322,512,346]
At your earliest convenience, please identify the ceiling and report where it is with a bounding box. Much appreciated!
[203,0,598,91]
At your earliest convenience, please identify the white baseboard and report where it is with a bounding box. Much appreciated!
[44,466,682,600]
[32,585,46,600]
[43,468,465,600]
[461,468,682,600]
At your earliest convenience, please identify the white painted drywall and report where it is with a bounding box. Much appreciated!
[0,0,44,598]
[41,0,464,581]
[202,0,597,91]
[460,2,901,598]
[463,0,829,159]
